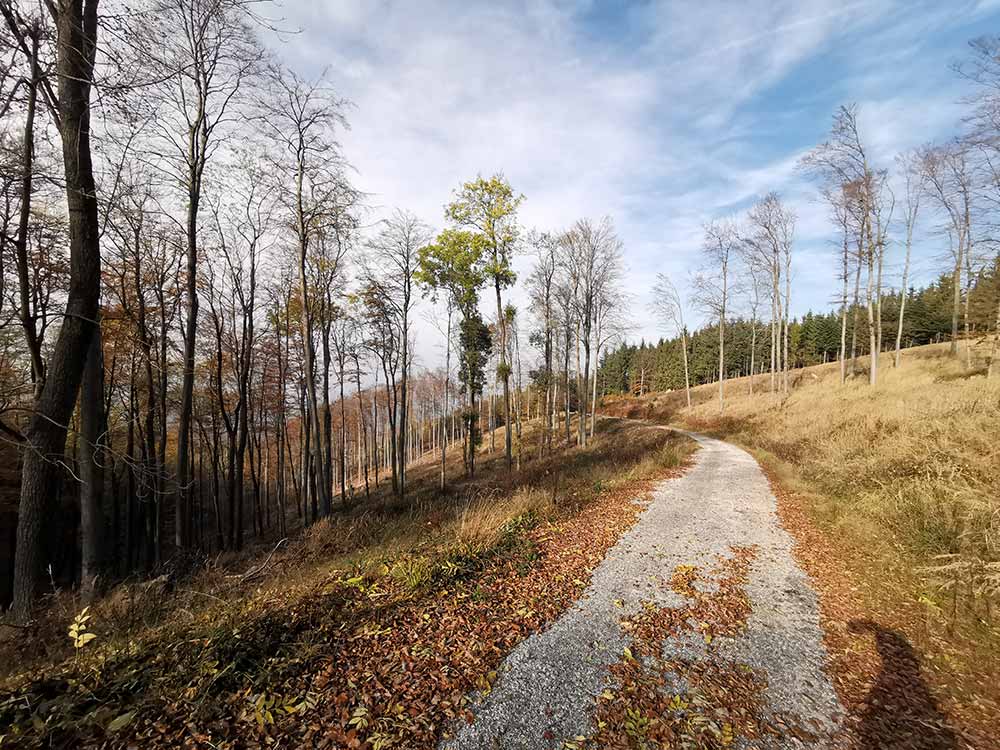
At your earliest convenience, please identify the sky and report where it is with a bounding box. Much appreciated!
[267,0,1000,370]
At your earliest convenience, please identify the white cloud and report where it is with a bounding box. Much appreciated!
[264,0,992,367]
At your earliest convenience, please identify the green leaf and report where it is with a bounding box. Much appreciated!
[107,711,135,732]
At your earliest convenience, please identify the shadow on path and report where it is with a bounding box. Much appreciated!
[848,619,957,750]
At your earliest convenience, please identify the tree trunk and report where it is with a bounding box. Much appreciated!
[850,253,862,376]
[783,247,791,394]
[865,219,878,386]
[841,237,850,382]
[339,350,347,506]
[399,307,409,501]
[13,24,45,393]
[322,323,334,514]
[297,270,329,517]
[175,152,203,555]
[964,243,974,370]
[950,232,963,356]
[680,331,691,407]
[563,327,571,444]
[79,328,105,601]
[440,305,451,490]
[12,0,101,623]
[989,280,1000,380]
[494,280,512,468]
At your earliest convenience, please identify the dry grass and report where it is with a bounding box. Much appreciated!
[0,417,693,682]
[604,342,1000,631]
[456,487,554,549]
[601,343,1000,740]
[681,346,1000,565]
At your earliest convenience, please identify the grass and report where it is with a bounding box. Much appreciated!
[605,343,999,578]
[0,417,697,748]
[601,342,1000,741]
[0,417,693,682]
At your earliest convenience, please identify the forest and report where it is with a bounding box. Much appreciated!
[0,0,998,626]
[0,0,628,626]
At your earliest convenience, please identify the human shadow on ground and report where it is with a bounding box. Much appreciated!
[848,619,957,750]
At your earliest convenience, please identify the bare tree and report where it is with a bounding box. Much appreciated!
[560,217,623,445]
[745,194,795,393]
[863,170,893,385]
[259,68,353,518]
[894,150,926,367]
[553,257,578,444]
[820,183,857,384]
[955,36,1000,377]
[650,273,691,407]
[362,209,429,502]
[11,0,102,624]
[801,105,883,384]
[921,142,974,364]
[526,230,558,453]
[695,219,738,412]
[590,283,626,436]
[418,269,457,490]
[0,7,48,396]
[741,248,765,394]
[142,0,266,551]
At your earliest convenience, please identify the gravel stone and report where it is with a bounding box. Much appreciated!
[440,431,844,750]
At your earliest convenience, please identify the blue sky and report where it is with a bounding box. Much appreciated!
[270,0,1000,365]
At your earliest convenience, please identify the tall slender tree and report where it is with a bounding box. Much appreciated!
[144,0,265,550]
[446,175,521,468]
[11,0,102,624]
[259,68,354,518]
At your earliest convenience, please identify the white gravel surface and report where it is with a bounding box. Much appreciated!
[440,431,844,750]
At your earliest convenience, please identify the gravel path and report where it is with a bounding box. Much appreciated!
[440,430,844,750]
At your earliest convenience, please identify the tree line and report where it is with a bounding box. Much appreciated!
[606,35,1000,411]
[598,259,1000,397]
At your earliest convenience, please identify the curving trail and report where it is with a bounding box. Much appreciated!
[441,431,844,749]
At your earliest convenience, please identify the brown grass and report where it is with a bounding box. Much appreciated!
[601,342,1000,742]
[605,344,1000,575]
[679,346,1000,568]
[0,417,695,682]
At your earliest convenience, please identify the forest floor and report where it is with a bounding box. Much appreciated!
[0,418,697,749]
[602,342,1000,749]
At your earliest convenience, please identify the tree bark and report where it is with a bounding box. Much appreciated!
[440,304,451,490]
[12,0,101,623]
[950,233,963,356]
[783,243,792,394]
[79,327,105,601]
[989,279,1000,380]
[840,234,850,382]
[494,280,512,467]
[13,23,45,393]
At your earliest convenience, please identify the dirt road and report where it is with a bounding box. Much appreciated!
[442,431,844,749]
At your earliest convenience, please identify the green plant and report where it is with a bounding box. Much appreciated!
[624,706,650,741]
[392,558,432,590]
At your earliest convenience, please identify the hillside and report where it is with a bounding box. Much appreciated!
[601,342,1000,745]
[0,420,695,748]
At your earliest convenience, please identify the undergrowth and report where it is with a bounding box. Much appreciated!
[0,419,695,749]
